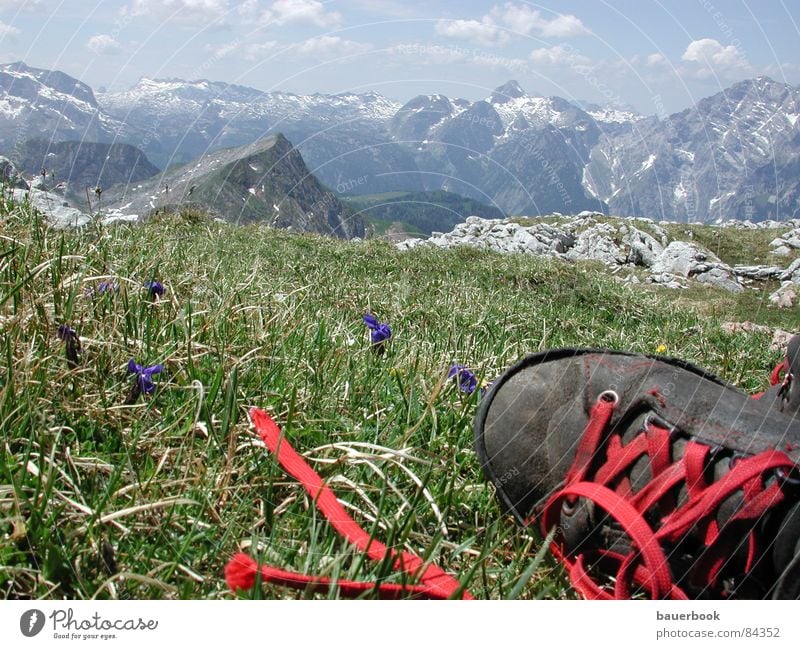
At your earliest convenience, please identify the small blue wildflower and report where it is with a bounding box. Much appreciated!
[57,324,81,368]
[98,280,119,294]
[363,313,392,354]
[144,280,164,298]
[127,358,164,395]
[448,364,480,394]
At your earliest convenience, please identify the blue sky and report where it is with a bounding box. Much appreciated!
[0,0,797,114]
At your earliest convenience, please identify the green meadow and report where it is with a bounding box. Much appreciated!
[1,199,797,599]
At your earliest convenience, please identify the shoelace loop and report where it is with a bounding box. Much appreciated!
[540,393,796,600]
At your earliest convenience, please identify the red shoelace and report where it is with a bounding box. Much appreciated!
[225,407,473,600]
[538,393,795,599]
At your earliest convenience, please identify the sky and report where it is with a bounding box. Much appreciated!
[0,0,797,115]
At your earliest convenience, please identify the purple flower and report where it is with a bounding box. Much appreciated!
[86,280,119,297]
[57,324,77,342]
[127,358,164,395]
[448,364,480,394]
[144,281,164,298]
[57,324,81,368]
[363,313,392,353]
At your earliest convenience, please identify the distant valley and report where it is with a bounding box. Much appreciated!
[344,190,505,237]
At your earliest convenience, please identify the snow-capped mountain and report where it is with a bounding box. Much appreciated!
[385,78,800,220]
[386,82,611,214]
[1,60,799,222]
[0,61,131,152]
[585,77,800,221]
[98,77,409,190]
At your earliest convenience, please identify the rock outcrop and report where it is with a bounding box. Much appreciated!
[398,214,748,292]
[649,241,742,292]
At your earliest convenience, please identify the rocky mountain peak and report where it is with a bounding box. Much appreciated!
[390,93,457,141]
[0,61,98,108]
[490,80,526,103]
[103,132,364,239]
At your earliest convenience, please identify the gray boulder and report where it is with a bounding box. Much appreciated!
[565,223,623,265]
[645,272,688,289]
[651,241,743,292]
[733,265,784,281]
[621,224,664,266]
[11,187,91,228]
[770,281,798,308]
[780,258,800,284]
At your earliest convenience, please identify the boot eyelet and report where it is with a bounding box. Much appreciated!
[776,467,800,487]
[644,412,680,439]
[562,497,578,516]
[598,390,619,404]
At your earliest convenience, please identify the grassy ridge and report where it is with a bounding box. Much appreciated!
[0,199,796,599]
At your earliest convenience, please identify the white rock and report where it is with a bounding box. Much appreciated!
[645,272,688,289]
[732,265,784,280]
[621,225,663,267]
[565,223,623,265]
[780,258,800,283]
[651,241,743,292]
[769,281,798,308]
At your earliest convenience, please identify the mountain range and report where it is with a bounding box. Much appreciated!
[1,60,799,226]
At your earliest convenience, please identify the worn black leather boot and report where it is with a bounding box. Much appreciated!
[474,343,800,599]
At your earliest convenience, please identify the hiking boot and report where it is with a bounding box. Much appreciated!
[474,345,800,599]
[758,334,800,415]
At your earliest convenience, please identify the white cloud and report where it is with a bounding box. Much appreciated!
[87,34,123,55]
[681,38,750,77]
[237,0,264,19]
[646,53,668,67]
[350,0,418,18]
[434,18,509,47]
[538,14,590,38]
[529,44,590,67]
[241,41,278,61]
[126,0,231,26]
[389,42,470,65]
[268,0,341,27]
[0,20,19,38]
[493,3,590,38]
[435,4,588,48]
[0,0,44,10]
[209,39,277,61]
[294,35,369,59]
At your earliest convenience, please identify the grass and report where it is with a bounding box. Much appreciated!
[1,198,798,600]
[361,215,425,238]
[658,222,800,267]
